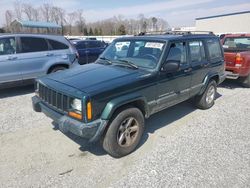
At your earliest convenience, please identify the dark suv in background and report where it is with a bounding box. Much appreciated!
[71,40,107,64]
[0,34,79,89]
[33,31,226,157]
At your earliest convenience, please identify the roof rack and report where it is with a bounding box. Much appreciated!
[137,30,214,36]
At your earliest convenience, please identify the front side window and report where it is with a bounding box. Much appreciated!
[20,37,48,53]
[0,37,16,55]
[166,42,187,65]
[100,40,165,69]
[189,41,206,63]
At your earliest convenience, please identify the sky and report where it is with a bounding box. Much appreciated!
[0,0,250,27]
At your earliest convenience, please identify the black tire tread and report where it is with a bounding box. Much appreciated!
[194,80,217,110]
[102,107,144,158]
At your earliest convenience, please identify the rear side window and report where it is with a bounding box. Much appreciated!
[188,41,206,63]
[88,41,101,48]
[48,39,69,50]
[76,41,86,49]
[20,37,48,53]
[0,37,16,55]
[207,39,223,61]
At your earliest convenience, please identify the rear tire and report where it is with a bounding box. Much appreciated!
[49,66,66,73]
[240,74,250,88]
[102,107,144,158]
[194,80,217,110]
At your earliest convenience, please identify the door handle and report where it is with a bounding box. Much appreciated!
[45,53,53,56]
[184,68,192,73]
[7,56,17,60]
[202,63,209,68]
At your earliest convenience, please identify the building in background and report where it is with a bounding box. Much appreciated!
[10,19,62,34]
[196,11,250,34]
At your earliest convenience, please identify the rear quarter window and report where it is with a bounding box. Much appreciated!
[207,39,223,62]
[48,39,69,50]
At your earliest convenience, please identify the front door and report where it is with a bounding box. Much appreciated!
[156,41,192,111]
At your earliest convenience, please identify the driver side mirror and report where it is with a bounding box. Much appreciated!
[161,60,180,73]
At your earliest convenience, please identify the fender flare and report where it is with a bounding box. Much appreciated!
[199,73,219,95]
[101,93,149,120]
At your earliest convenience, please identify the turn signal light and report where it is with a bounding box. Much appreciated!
[69,111,82,120]
[87,102,92,120]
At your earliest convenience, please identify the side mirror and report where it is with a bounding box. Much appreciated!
[161,60,180,73]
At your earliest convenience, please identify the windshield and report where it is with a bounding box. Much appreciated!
[99,40,166,69]
[223,37,250,52]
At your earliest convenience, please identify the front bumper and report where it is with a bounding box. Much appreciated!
[32,96,107,142]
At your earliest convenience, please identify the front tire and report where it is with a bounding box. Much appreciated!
[194,80,217,110]
[102,107,144,158]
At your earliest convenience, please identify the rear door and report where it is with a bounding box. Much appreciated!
[188,40,209,96]
[18,36,50,80]
[0,37,22,85]
[75,41,88,64]
[87,41,105,63]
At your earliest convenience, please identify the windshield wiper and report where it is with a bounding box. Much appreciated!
[99,57,112,65]
[115,59,138,69]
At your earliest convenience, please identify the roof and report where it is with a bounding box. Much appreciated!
[11,19,62,29]
[196,11,250,20]
[114,34,217,42]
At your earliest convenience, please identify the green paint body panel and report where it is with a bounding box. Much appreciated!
[33,34,226,141]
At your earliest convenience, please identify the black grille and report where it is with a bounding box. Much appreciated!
[38,83,71,112]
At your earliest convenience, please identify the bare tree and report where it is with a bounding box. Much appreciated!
[151,17,158,31]
[5,10,14,32]
[75,9,85,35]
[67,12,77,35]
[22,3,34,20]
[14,1,23,20]
[40,3,51,22]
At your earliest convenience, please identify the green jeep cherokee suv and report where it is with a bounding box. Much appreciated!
[32,32,226,157]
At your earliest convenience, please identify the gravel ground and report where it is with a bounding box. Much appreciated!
[0,80,249,188]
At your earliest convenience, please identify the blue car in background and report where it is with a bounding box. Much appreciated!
[71,40,107,64]
[0,34,79,89]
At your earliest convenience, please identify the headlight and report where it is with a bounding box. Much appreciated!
[71,99,82,113]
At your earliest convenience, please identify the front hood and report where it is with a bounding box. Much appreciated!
[45,63,149,94]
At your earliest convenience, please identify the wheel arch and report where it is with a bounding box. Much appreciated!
[101,94,149,121]
[199,73,219,95]
[47,63,69,74]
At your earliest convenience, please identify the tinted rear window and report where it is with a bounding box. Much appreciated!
[223,37,250,52]
[48,39,69,50]
[20,37,48,53]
